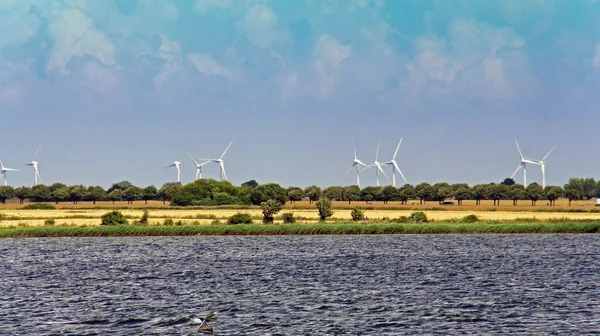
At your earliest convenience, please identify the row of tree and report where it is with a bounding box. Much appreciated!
[0,177,597,206]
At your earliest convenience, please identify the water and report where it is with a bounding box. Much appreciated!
[1,234,600,335]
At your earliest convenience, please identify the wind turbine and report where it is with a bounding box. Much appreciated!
[164,145,182,183]
[345,140,370,188]
[383,138,408,187]
[188,153,211,180]
[199,141,233,181]
[370,142,389,187]
[510,139,555,188]
[0,161,20,186]
[25,143,42,186]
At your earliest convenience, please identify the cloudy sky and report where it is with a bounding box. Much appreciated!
[1,0,599,188]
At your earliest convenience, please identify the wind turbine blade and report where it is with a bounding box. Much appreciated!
[393,161,408,183]
[378,165,389,179]
[352,139,357,160]
[220,141,233,159]
[542,146,555,161]
[220,161,227,180]
[393,138,403,160]
[187,153,199,166]
[345,165,354,175]
[511,165,523,178]
[34,142,42,160]
[515,139,524,160]
[164,164,175,169]
[375,142,380,161]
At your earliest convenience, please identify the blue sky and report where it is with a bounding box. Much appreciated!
[1,0,599,188]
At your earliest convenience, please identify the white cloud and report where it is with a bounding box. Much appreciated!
[238,4,280,49]
[313,34,352,95]
[0,8,41,48]
[46,5,117,74]
[79,61,117,92]
[594,44,600,69]
[187,53,233,79]
[194,0,232,13]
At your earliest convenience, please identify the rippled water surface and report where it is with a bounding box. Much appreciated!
[1,234,600,335]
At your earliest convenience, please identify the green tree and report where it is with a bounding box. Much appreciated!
[49,182,67,193]
[101,210,128,225]
[31,184,52,203]
[472,184,487,206]
[51,187,70,204]
[157,182,181,204]
[433,182,452,204]
[526,183,544,206]
[260,199,283,223]
[68,185,88,204]
[108,189,123,203]
[501,178,516,186]
[14,186,31,204]
[508,184,525,206]
[287,187,304,203]
[304,185,321,203]
[241,180,259,189]
[398,184,416,205]
[350,207,364,221]
[544,186,562,206]
[315,197,334,221]
[381,186,399,204]
[123,186,143,204]
[583,178,596,199]
[415,183,435,205]
[453,187,471,205]
[249,183,288,205]
[87,186,106,204]
[564,189,579,206]
[323,186,344,201]
[486,184,507,206]
[0,186,15,204]
[107,181,133,194]
[360,186,379,203]
[142,185,158,204]
[343,185,361,204]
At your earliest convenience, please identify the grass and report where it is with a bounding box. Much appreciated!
[1,221,600,238]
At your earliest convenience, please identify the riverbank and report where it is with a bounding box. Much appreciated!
[2,222,600,238]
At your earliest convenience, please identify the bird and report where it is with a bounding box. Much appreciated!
[196,312,217,335]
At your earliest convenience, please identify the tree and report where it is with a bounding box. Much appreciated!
[485,184,507,206]
[350,207,364,221]
[260,199,283,223]
[157,182,181,204]
[472,184,487,206]
[101,210,128,225]
[304,185,321,203]
[583,178,596,199]
[249,183,288,205]
[108,189,123,204]
[142,186,158,204]
[564,189,579,206]
[508,184,525,206]
[14,187,31,204]
[433,183,452,204]
[51,187,70,204]
[360,186,379,203]
[0,186,15,204]
[315,197,333,221]
[526,183,544,206]
[544,186,562,206]
[241,180,258,189]
[123,186,142,204]
[31,185,52,203]
[453,187,471,205]
[107,181,133,194]
[287,187,304,203]
[49,182,67,193]
[415,183,435,205]
[87,186,106,204]
[381,186,399,204]
[323,186,344,201]
[343,185,361,204]
[501,178,516,186]
[68,185,88,204]
[398,184,416,205]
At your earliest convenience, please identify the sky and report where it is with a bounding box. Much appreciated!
[1,0,600,189]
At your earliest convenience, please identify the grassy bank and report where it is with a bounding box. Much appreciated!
[1,222,600,238]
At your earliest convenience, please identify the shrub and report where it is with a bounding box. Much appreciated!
[410,211,428,223]
[261,199,283,223]
[461,214,479,223]
[211,220,222,225]
[350,207,364,221]
[163,218,174,226]
[228,213,253,225]
[22,203,56,210]
[100,211,128,226]
[175,220,184,226]
[390,216,411,223]
[316,197,334,221]
[281,212,296,224]
[139,210,150,225]
[44,219,56,226]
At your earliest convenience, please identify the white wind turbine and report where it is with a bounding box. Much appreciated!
[0,160,20,186]
[188,153,211,180]
[383,138,408,187]
[369,142,389,187]
[345,140,370,188]
[199,141,233,181]
[25,143,42,186]
[164,146,182,183]
[511,139,555,189]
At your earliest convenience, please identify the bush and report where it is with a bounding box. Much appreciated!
[22,203,56,210]
[228,213,253,225]
[316,197,334,221]
[410,211,428,223]
[100,211,128,226]
[44,219,56,226]
[211,220,222,225]
[281,212,296,224]
[163,218,174,226]
[350,207,364,221]
[461,214,479,223]
[140,210,150,225]
[390,216,411,223]
[261,199,283,223]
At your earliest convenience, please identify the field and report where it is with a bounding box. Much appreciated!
[0,199,599,228]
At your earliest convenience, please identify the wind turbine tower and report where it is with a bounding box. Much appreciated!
[199,141,233,181]
[383,138,408,187]
[26,143,42,186]
[370,142,389,187]
[345,140,370,188]
[511,139,555,188]
[0,161,20,186]
[188,153,211,180]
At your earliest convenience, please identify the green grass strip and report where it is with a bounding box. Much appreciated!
[1,222,600,238]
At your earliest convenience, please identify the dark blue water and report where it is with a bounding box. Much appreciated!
[1,234,600,335]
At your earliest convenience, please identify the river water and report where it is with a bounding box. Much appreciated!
[1,234,599,335]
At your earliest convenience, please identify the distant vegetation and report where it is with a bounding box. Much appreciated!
[0,176,599,208]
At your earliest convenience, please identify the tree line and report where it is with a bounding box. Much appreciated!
[0,177,597,206]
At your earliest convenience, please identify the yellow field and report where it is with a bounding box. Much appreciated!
[0,199,599,227]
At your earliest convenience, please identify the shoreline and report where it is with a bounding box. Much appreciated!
[1,222,600,238]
